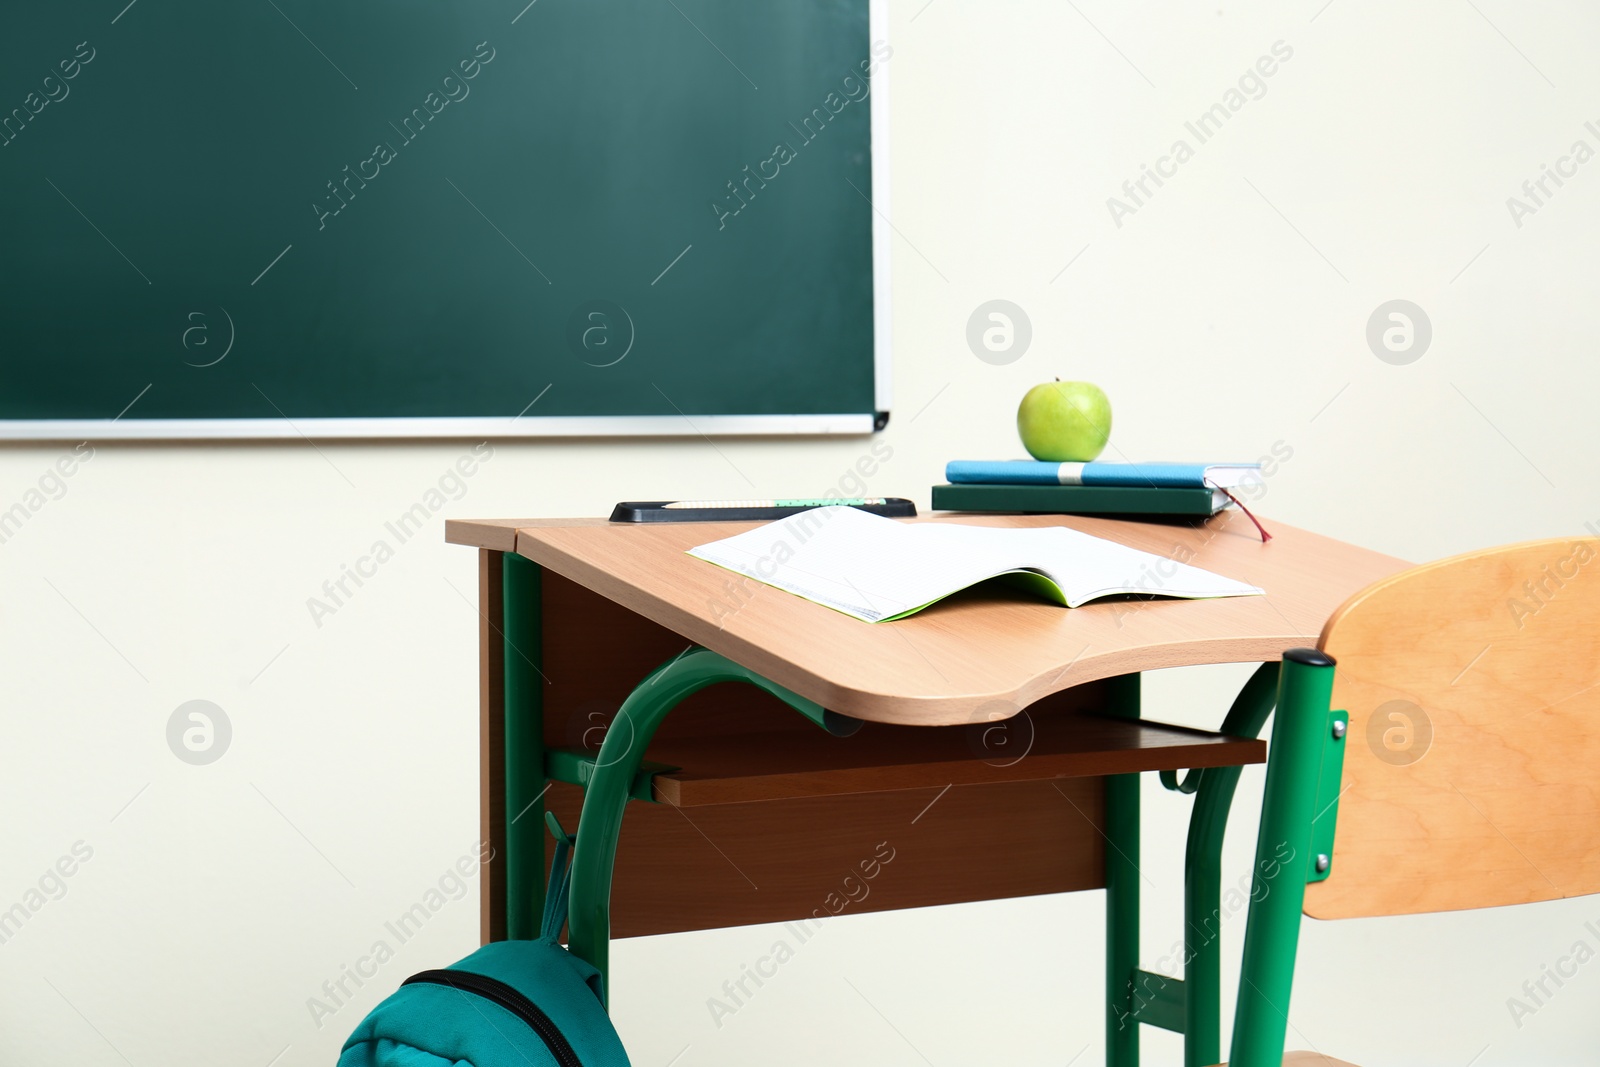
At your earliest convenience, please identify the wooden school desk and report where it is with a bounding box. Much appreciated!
[445,510,1407,1067]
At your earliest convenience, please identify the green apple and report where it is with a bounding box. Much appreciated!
[1017,379,1112,462]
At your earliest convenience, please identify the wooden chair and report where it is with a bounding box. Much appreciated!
[1215,537,1600,1066]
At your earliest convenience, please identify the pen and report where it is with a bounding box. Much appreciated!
[663,498,889,509]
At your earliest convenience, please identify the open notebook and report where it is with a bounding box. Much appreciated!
[688,506,1263,623]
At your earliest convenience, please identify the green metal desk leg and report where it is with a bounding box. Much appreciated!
[502,553,545,942]
[1104,673,1142,1067]
[1182,661,1280,1067]
[566,647,845,1004]
[1227,649,1336,1067]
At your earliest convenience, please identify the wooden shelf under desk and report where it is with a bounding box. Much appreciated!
[642,713,1264,807]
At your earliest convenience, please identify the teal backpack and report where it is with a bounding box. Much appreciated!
[339,827,630,1067]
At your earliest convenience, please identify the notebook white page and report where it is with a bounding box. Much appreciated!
[688,506,1263,623]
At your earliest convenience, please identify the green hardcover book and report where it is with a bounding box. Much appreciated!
[930,483,1230,517]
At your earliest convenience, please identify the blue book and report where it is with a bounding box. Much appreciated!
[945,460,1262,490]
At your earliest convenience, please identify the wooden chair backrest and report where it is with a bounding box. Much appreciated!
[1304,537,1600,919]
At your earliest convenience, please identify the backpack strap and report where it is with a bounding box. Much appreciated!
[540,812,577,942]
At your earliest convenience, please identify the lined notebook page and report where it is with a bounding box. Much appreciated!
[688,506,1262,622]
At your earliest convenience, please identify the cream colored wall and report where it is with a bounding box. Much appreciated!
[5,1,1599,1064]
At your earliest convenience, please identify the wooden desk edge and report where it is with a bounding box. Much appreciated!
[448,514,1413,724]
[448,517,612,553]
[447,520,1410,726]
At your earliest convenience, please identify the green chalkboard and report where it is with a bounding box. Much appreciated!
[0,0,886,437]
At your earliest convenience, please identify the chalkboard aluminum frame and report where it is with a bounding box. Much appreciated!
[2,0,892,442]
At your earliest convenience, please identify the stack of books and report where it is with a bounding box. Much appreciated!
[932,461,1262,518]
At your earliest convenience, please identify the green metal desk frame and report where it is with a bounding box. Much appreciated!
[497,554,1345,1067]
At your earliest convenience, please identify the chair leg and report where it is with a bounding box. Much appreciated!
[1183,661,1280,1067]
[1226,648,1337,1067]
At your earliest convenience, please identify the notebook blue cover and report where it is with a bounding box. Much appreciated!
[945,460,1261,490]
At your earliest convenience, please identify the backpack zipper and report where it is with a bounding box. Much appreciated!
[403,968,584,1067]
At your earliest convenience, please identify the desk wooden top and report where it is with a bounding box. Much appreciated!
[447,511,1408,726]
